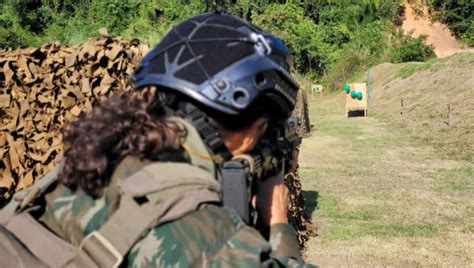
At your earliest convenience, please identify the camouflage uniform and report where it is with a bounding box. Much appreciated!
[39,117,315,267]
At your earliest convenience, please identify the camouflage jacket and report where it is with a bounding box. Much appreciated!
[39,117,315,267]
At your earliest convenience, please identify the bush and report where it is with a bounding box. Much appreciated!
[430,0,474,47]
[252,3,332,76]
[1,1,206,47]
[392,34,435,63]
[0,5,40,48]
[461,20,474,47]
[321,48,369,91]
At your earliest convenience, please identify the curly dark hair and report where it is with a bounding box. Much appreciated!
[60,89,180,198]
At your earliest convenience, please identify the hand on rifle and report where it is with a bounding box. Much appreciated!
[253,173,289,225]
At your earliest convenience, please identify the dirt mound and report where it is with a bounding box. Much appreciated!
[370,52,474,160]
[401,4,474,57]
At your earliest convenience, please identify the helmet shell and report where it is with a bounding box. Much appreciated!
[132,13,299,117]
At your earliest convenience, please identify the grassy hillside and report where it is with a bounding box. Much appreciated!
[300,52,473,266]
[369,52,474,161]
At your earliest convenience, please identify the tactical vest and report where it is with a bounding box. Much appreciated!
[0,117,221,267]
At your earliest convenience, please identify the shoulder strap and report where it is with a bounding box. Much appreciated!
[2,210,96,267]
[0,162,99,267]
[121,162,219,197]
[75,162,221,267]
[0,162,61,225]
[0,161,221,267]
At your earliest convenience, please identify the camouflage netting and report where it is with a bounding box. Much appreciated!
[288,88,316,250]
[294,89,311,138]
[286,171,316,250]
[0,35,149,202]
[0,36,315,248]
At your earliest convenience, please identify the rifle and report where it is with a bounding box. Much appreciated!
[221,116,301,225]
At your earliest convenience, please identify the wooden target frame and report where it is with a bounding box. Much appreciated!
[345,83,368,118]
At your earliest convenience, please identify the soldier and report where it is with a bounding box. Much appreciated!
[0,12,315,267]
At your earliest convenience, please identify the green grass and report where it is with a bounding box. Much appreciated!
[314,195,438,240]
[316,120,364,137]
[446,182,471,191]
[397,64,420,79]
[300,92,463,245]
[435,167,474,192]
[396,63,428,79]
[316,195,377,222]
[307,102,364,138]
[395,58,440,79]
[437,167,473,177]
[301,166,373,178]
[393,54,472,81]
[467,224,474,233]
[346,70,367,84]
[324,223,438,240]
[316,195,340,218]
[448,52,474,66]
[306,97,340,117]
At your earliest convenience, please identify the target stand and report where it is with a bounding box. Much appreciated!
[344,83,368,118]
[311,84,323,93]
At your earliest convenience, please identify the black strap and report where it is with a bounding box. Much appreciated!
[182,103,232,161]
[180,103,258,224]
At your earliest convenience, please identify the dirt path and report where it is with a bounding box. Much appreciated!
[300,94,473,266]
[402,4,474,57]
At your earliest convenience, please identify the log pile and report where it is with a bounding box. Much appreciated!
[0,36,149,204]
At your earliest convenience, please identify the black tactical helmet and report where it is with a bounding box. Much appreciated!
[131,12,299,118]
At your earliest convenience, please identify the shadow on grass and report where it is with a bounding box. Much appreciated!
[302,190,319,217]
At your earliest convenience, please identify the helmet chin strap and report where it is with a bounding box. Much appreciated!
[180,102,232,163]
[180,102,252,225]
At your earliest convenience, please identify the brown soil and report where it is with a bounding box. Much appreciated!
[401,3,474,57]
